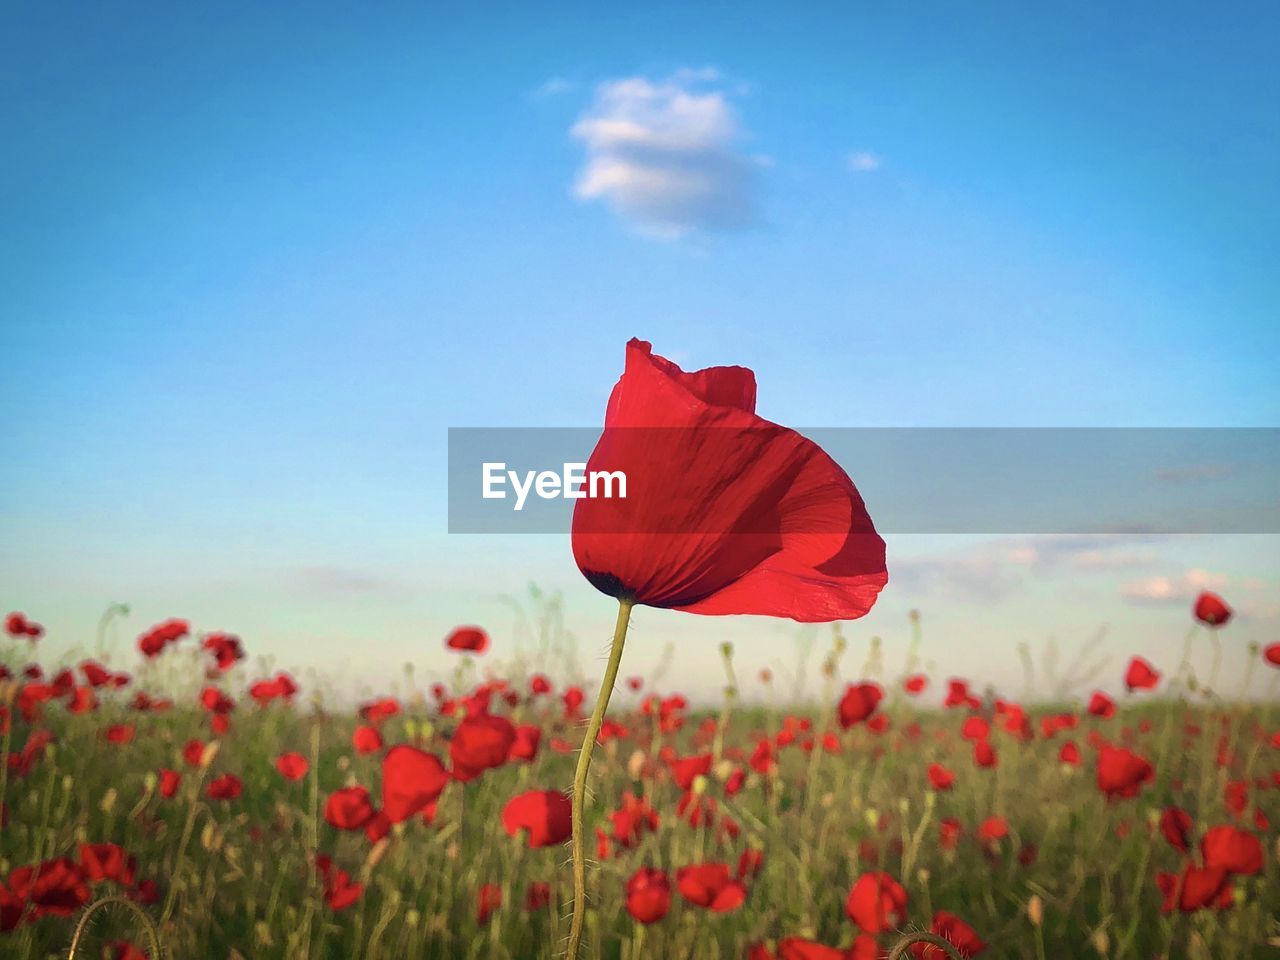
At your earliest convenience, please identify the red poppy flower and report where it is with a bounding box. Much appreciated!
[1200,825,1263,875]
[972,739,997,769]
[275,752,309,781]
[78,844,137,887]
[79,660,113,688]
[845,871,907,933]
[669,752,713,790]
[502,789,572,848]
[938,817,963,850]
[206,774,243,801]
[912,911,987,958]
[927,763,955,791]
[1264,643,1280,667]
[1096,745,1154,800]
[352,725,384,755]
[903,674,928,695]
[315,854,362,911]
[525,882,551,911]
[1124,656,1160,692]
[445,626,490,654]
[1155,865,1232,913]
[1159,806,1193,853]
[450,713,517,781]
[675,863,747,912]
[1193,591,1232,627]
[8,857,90,916]
[107,943,149,960]
[137,618,189,658]
[104,724,135,745]
[625,867,670,923]
[1059,741,1081,765]
[324,786,375,830]
[943,679,980,710]
[530,674,552,695]
[201,633,245,671]
[476,883,502,924]
[838,683,883,728]
[571,340,887,621]
[976,816,1008,844]
[158,769,181,798]
[381,745,449,823]
[1087,691,1115,719]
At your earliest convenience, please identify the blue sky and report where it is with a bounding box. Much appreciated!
[2,3,1277,701]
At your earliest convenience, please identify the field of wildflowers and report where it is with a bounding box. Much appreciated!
[1,595,1277,960]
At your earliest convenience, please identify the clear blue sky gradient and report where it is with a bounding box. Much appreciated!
[2,3,1277,700]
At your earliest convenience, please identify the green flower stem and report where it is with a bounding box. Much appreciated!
[565,597,633,960]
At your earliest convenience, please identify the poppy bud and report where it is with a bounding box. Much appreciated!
[1027,895,1044,927]
[100,788,117,814]
[199,741,220,769]
[720,642,734,659]
[1091,929,1110,955]
[691,775,709,796]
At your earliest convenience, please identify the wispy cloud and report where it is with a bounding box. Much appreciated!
[287,565,397,597]
[530,76,575,99]
[1120,568,1226,605]
[847,150,883,172]
[570,69,760,238]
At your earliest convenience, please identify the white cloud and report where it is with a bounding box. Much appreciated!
[570,70,758,238]
[531,76,574,99]
[1120,568,1227,605]
[847,150,883,172]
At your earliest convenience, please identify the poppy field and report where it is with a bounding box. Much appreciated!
[1,597,1278,960]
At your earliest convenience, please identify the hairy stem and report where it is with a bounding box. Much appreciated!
[565,597,632,960]
[68,895,164,960]
[886,931,964,960]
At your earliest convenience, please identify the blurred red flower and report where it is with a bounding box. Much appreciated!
[845,871,907,933]
[1200,825,1263,875]
[624,867,670,923]
[324,786,375,830]
[502,790,573,848]
[450,713,517,781]
[382,745,449,823]
[838,683,883,728]
[927,763,954,791]
[446,626,489,653]
[912,911,987,958]
[1096,745,1154,800]
[676,863,747,912]
[352,725,384,755]
[275,752,309,781]
[1159,806,1193,853]
[1193,591,1232,626]
[1123,656,1160,692]
[206,774,242,801]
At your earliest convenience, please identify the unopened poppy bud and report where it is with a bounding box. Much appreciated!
[1091,928,1109,955]
[99,788,117,814]
[420,720,435,739]
[713,760,734,782]
[916,868,930,884]
[254,921,275,947]
[1027,894,1043,926]
[864,809,879,829]
[720,642,733,659]
[365,838,391,871]
[199,741,220,769]
[627,749,646,780]
[1247,641,1259,655]
[143,771,158,792]
[404,719,417,740]
[337,756,350,772]
[405,909,420,928]
[62,775,73,793]
[724,685,737,702]
[692,775,709,796]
